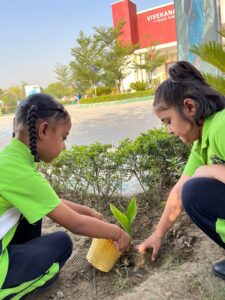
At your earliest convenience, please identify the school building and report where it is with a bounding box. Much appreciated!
[111,0,225,92]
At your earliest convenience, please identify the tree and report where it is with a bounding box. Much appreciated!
[0,84,26,113]
[133,42,167,87]
[70,22,137,94]
[44,82,74,99]
[191,27,225,95]
[7,86,22,100]
[93,22,138,93]
[1,85,25,106]
[20,82,27,98]
[99,40,137,93]
[54,64,72,88]
[70,31,101,95]
[0,88,4,100]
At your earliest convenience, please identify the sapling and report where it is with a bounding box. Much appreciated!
[110,196,137,236]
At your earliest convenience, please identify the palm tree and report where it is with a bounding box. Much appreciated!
[133,43,167,88]
[191,27,225,94]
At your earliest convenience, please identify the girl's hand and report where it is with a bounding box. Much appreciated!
[61,199,105,220]
[89,208,104,221]
[136,233,163,261]
[114,229,131,252]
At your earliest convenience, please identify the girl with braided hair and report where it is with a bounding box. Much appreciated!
[137,61,225,280]
[0,93,130,299]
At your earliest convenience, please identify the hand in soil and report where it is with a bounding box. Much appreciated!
[136,233,162,261]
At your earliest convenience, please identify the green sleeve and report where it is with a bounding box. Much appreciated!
[183,142,204,176]
[210,124,225,163]
[1,173,60,224]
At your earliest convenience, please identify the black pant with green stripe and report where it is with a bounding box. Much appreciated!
[2,218,73,299]
[182,177,225,249]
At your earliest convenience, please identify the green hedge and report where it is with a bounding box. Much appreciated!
[0,90,155,116]
[0,106,17,115]
[38,128,190,204]
[79,89,155,104]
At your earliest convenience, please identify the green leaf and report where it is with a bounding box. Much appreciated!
[126,196,137,225]
[110,204,130,234]
[191,41,225,74]
[203,73,225,95]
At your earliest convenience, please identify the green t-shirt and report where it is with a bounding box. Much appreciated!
[0,139,60,288]
[184,109,225,176]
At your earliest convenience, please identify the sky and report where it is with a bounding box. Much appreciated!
[0,0,171,89]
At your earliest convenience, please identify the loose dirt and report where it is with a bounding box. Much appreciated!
[28,194,225,300]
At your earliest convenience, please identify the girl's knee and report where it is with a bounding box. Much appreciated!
[53,232,73,267]
[48,231,73,261]
[181,177,209,213]
[55,231,73,254]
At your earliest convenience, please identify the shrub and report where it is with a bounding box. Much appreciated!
[87,86,113,97]
[80,89,155,104]
[116,128,190,194]
[38,128,191,203]
[1,105,17,114]
[130,81,148,91]
[39,143,130,202]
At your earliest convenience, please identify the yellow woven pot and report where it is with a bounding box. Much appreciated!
[86,238,121,272]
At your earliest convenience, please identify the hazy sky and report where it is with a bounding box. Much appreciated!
[0,0,171,89]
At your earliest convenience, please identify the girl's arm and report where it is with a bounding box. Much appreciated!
[193,164,225,184]
[137,174,190,260]
[62,199,103,220]
[153,174,190,237]
[47,202,130,251]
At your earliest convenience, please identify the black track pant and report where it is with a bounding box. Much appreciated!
[2,218,73,299]
[182,177,225,249]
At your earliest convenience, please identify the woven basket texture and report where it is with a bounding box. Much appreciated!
[86,239,121,272]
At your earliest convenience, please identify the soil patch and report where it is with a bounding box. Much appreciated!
[28,193,225,300]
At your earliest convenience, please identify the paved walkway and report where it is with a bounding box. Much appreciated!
[0,97,161,149]
[0,98,161,195]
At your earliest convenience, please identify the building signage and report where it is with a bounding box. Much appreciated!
[146,8,175,23]
[112,1,176,48]
[137,4,176,47]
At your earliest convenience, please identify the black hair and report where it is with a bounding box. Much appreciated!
[153,61,225,125]
[14,93,70,162]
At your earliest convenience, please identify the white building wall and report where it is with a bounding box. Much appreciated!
[121,42,177,92]
[121,1,225,92]
[221,0,225,25]
[121,68,137,92]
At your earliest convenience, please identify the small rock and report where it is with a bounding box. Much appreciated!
[56,291,64,298]
[177,236,185,244]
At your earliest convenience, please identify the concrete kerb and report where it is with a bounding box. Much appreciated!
[76,95,154,109]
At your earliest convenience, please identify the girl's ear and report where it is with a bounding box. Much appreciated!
[183,98,197,117]
[37,121,49,140]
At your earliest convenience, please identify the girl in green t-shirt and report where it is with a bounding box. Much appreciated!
[137,61,225,280]
[0,93,130,299]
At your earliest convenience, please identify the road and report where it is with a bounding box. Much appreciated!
[0,100,161,150]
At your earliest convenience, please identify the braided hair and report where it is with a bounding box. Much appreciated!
[153,61,225,125]
[27,105,39,162]
[14,93,69,162]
